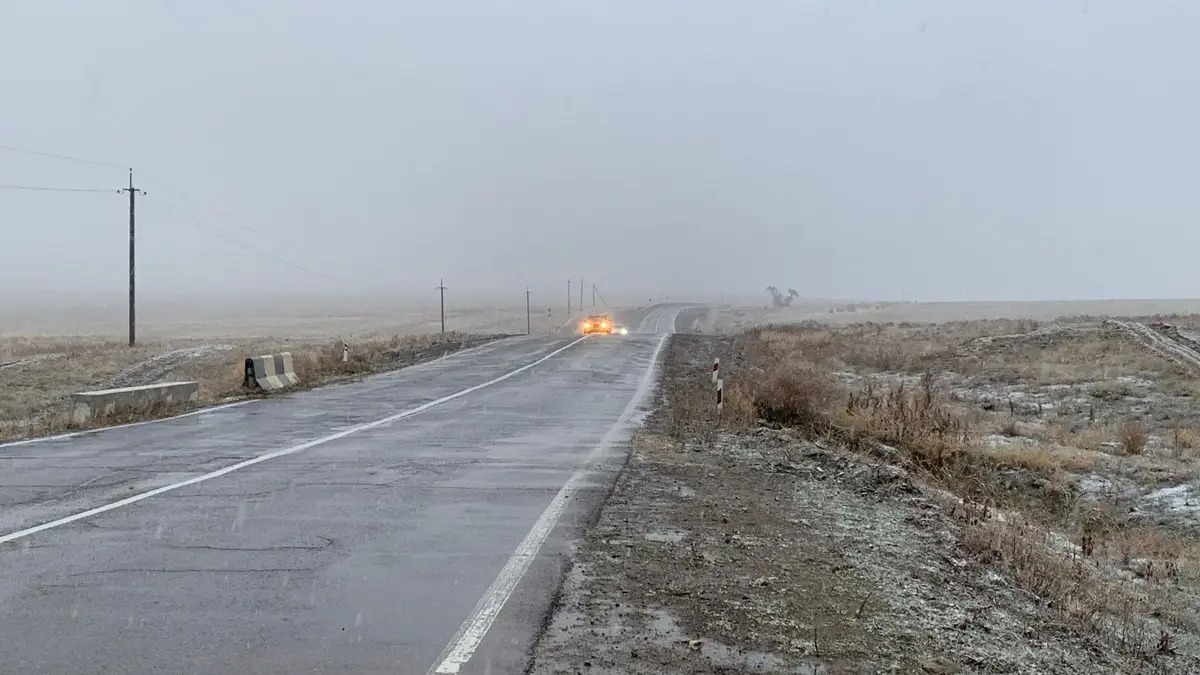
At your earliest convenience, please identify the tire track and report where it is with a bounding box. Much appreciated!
[1105,320,1200,372]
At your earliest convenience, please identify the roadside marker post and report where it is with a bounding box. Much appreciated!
[712,358,720,384]
[716,378,724,415]
[342,341,349,363]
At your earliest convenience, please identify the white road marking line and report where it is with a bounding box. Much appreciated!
[427,332,669,675]
[0,400,256,450]
[0,337,587,546]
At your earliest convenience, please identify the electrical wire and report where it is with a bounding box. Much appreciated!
[0,143,332,280]
[156,206,336,281]
[141,176,263,235]
[0,184,116,193]
[0,143,126,169]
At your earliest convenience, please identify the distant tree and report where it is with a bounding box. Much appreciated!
[765,285,789,308]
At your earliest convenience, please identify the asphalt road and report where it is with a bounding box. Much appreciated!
[0,304,689,675]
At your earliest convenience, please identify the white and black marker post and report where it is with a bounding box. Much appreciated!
[712,357,720,384]
[716,378,724,415]
[342,340,349,363]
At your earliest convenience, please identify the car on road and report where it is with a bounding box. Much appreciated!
[612,323,629,335]
[581,314,614,334]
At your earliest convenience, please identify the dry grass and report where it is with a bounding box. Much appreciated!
[1092,380,1136,401]
[734,323,1200,662]
[0,332,499,442]
[1173,426,1198,459]
[721,382,758,429]
[997,416,1022,437]
[836,374,972,472]
[958,510,1173,660]
[747,319,1186,392]
[975,442,1104,475]
[1119,420,1150,456]
[749,323,956,372]
[1040,420,1120,452]
[752,362,838,432]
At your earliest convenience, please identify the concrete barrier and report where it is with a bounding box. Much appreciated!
[71,382,200,424]
[243,352,300,391]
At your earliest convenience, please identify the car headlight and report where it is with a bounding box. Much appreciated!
[619,327,628,335]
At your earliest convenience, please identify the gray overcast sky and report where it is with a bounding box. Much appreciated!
[3,0,1199,303]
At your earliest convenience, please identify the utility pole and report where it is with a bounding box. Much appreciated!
[525,287,532,335]
[436,278,447,333]
[118,169,145,346]
[591,283,596,307]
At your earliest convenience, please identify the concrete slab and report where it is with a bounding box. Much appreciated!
[71,381,200,424]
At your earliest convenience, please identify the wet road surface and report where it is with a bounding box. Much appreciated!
[0,305,687,674]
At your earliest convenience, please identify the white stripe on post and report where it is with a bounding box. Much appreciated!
[712,358,720,384]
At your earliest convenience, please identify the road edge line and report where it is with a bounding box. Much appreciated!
[428,332,670,674]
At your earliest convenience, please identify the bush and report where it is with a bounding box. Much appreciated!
[752,363,837,431]
[1119,420,1149,456]
[841,373,970,471]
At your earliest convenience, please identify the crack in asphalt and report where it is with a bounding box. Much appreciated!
[152,488,285,499]
[165,537,335,552]
[67,566,320,576]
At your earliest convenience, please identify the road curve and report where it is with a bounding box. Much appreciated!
[0,306,688,674]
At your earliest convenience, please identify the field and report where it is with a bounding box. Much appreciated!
[714,298,1200,332]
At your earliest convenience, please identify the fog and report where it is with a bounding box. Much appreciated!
[3,1,1200,305]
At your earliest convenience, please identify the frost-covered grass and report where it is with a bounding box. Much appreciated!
[732,318,1200,666]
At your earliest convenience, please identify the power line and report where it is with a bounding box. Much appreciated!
[157,207,336,281]
[0,143,126,169]
[0,184,116,193]
[140,176,264,235]
[155,197,332,279]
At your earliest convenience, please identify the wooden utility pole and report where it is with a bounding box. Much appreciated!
[118,169,145,346]
[436,279,447,333]
[525,287,532,335]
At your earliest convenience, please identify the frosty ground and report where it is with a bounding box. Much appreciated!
[529,315,1200,673]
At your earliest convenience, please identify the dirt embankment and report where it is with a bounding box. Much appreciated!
[530,326,1200,674]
